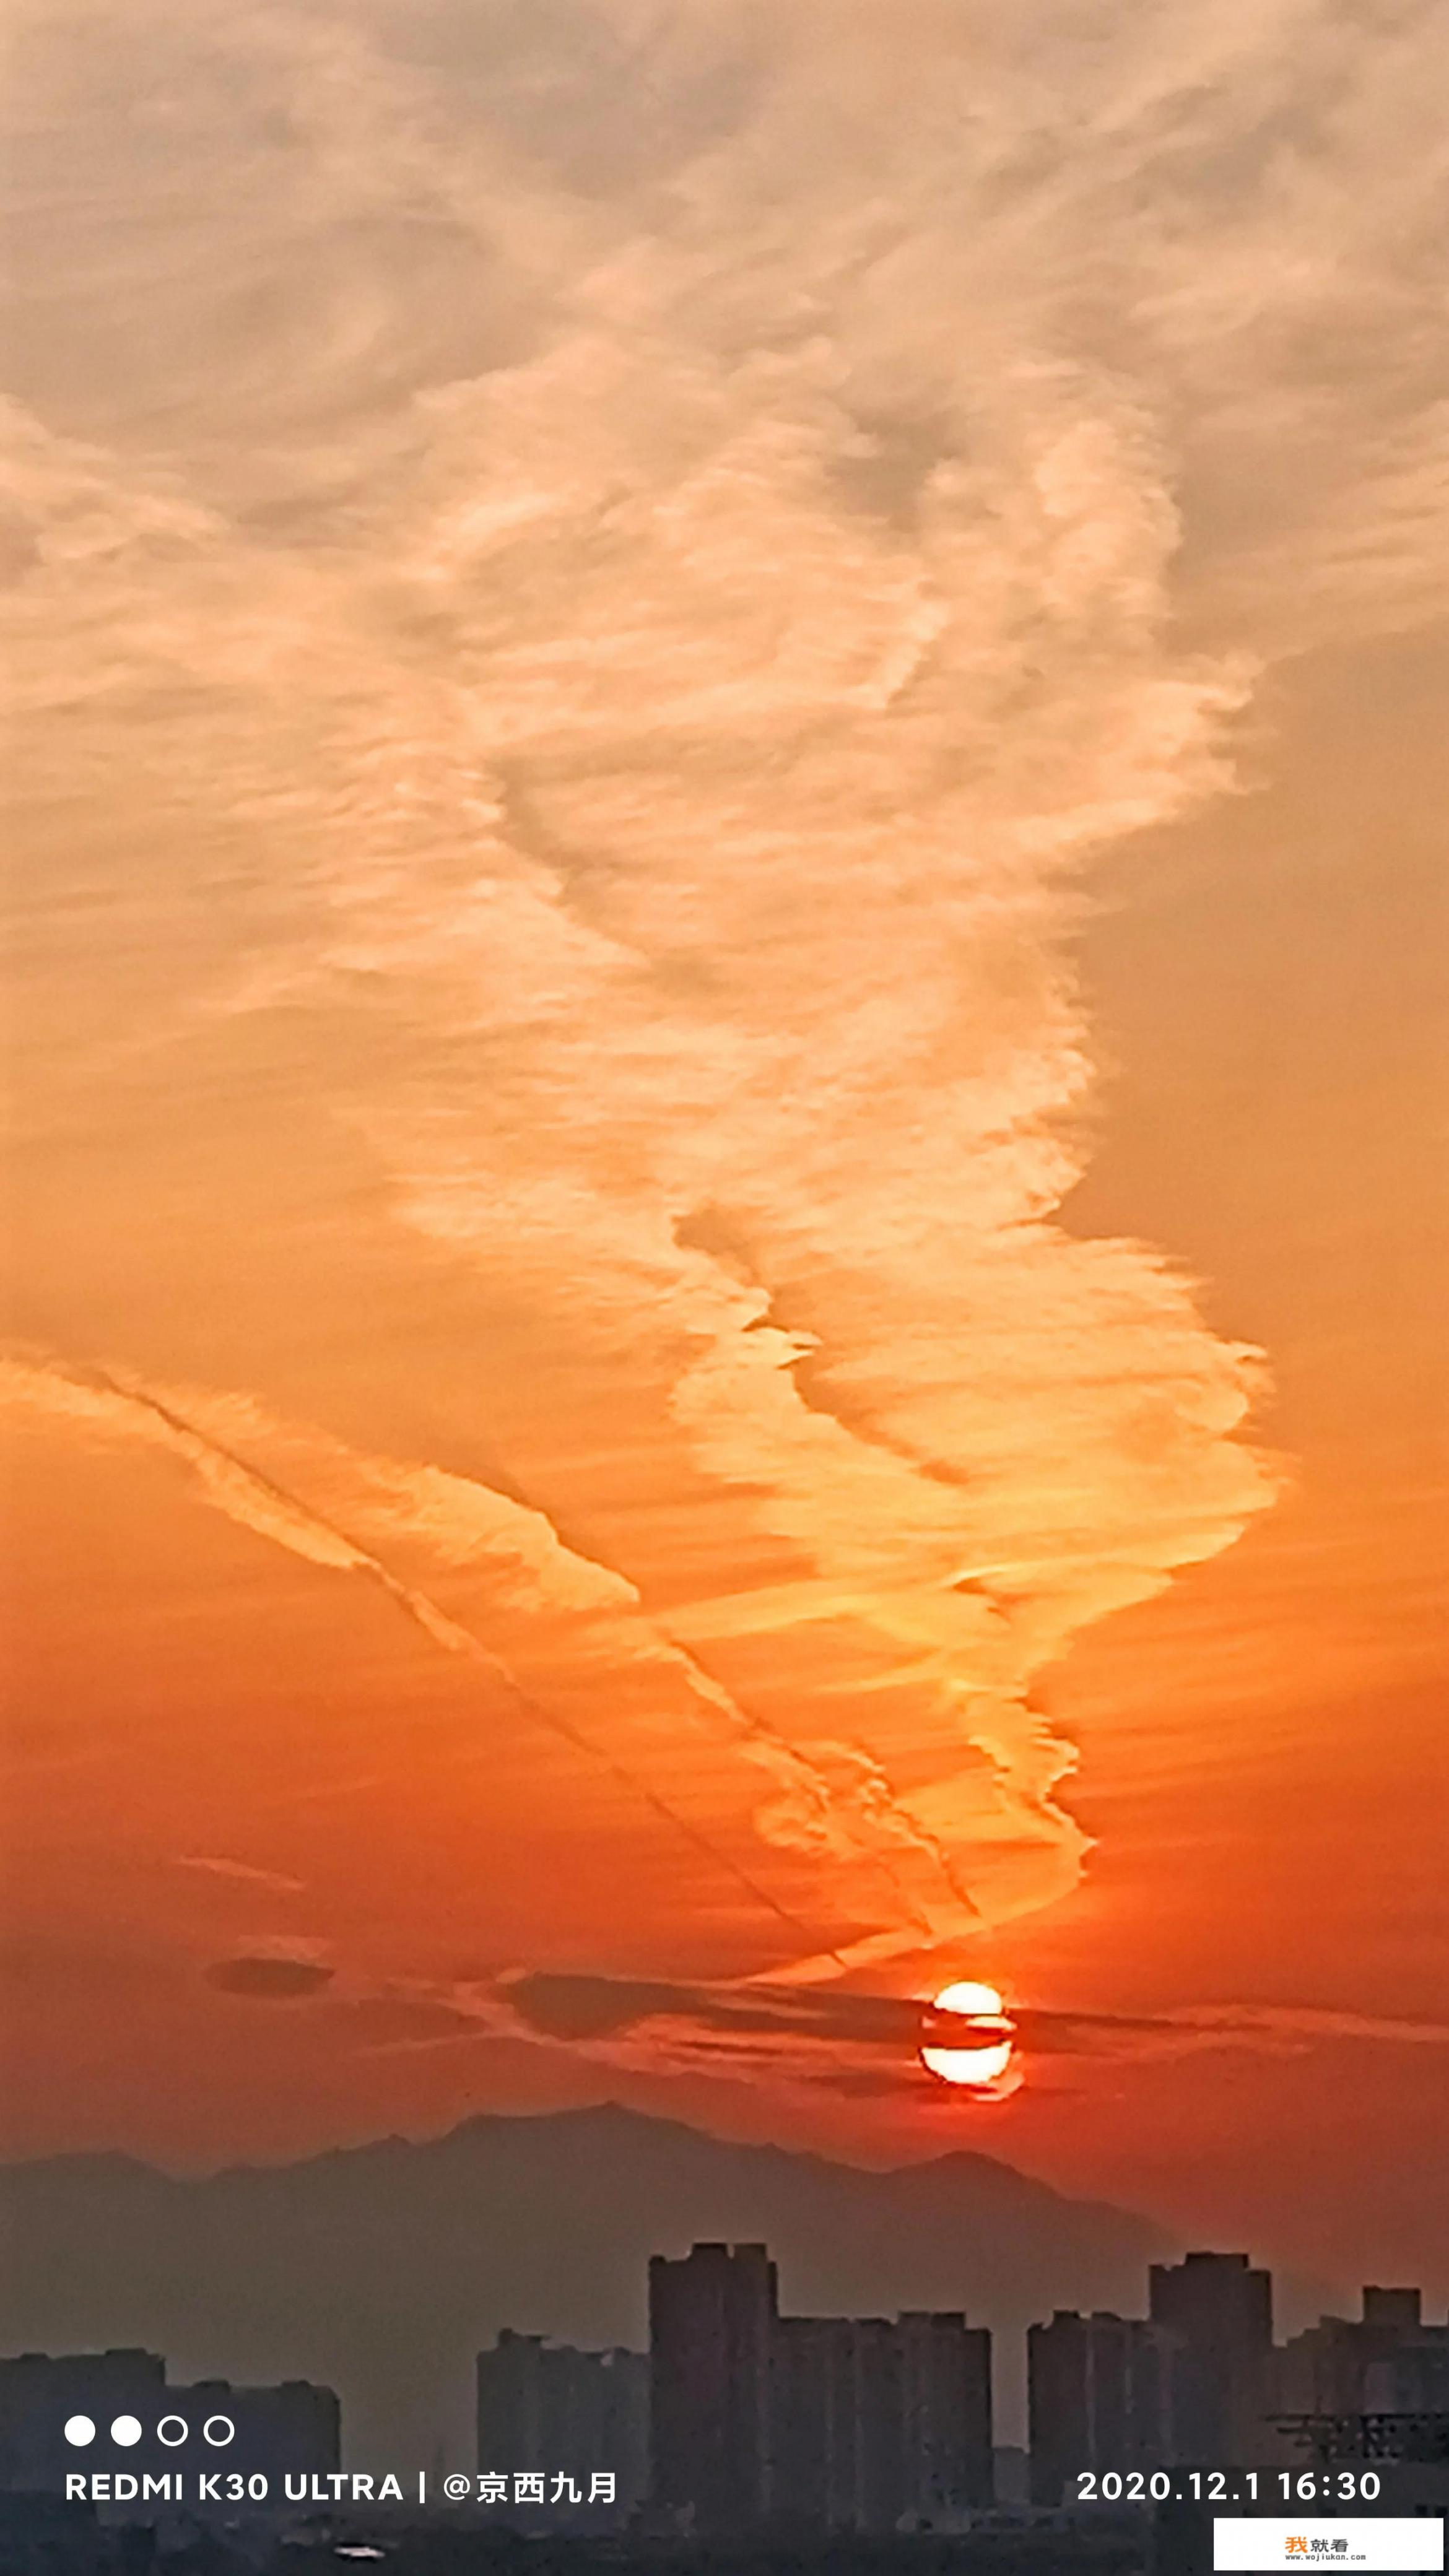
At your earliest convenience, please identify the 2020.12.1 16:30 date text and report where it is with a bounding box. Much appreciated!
[1076,2471,1385,2503]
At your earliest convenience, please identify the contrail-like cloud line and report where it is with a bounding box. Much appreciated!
[1,1348,856,1966]
[2,1342,990,1944]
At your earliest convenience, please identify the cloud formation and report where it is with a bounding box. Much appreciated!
[5,0,1444,2052]
[334,1965,1449,2116]
[204,1956,335,2000]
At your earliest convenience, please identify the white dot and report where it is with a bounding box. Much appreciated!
[64,2416,95,2448]
[110,2416,143,2447]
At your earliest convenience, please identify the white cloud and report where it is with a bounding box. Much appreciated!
[4,0,1442,1984]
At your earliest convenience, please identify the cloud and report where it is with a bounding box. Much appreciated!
[5,0,1444,2060]
[487,1968,1449,2102]
[505,1972,928,2050]
[0,1347,984,1963]
[174,1857,308,1895]
[204,1956,334,2000]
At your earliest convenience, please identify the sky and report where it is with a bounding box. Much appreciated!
[2,0,1446,2303]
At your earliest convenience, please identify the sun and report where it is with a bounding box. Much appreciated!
[919,1980,1016,2088]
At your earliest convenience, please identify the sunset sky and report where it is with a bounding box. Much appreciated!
[2,0,1446,2305]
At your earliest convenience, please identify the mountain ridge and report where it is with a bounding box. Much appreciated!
[0,2102,1184,2457]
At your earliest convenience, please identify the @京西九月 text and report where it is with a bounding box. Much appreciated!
[446,2472,619,2504]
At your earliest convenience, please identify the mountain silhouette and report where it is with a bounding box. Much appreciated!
[0,2105,1179,2461]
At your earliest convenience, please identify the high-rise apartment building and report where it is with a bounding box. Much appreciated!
[476,2330,647,2512]
[650,2247,991,2532]
[768,2316,856,2529]
[649,2242,777,2530]
[896,2311,993,2522]
[1362,2288,1424,2335]
[849,2317,905,2533]
[1149,2252,1273,2464]
[1027,2311,1176,2505]
[1265,2286,1444,2448]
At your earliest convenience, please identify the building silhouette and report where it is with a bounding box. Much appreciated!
[649,2242,777,2529]
[1020,2266,1449,2504]
[1148,2252,1272,2465]
[1273,2288,1409,2416]
[0,2351,338,2497]
[1263,2287,1449,2512]
[1365,2337,1449,2416]
[896,2310,994,2523]
[648,2244,991,2532]
[768,2315,855,2529]
[1027,2312,1177,2505]
[772,2313,980,2532]
[9,2252,1442,2548]
[0,2356,165,2496]
[847,2317,905,2533]
[1360,2295,1449,2422]
[1364,2288,1425,2335]
[476,2330,647,2513]
[168,2379,339,2481]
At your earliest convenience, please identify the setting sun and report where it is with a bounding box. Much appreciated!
[920,1985,1017,2089]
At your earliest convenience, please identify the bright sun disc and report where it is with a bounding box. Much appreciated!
[920,1980,1016,2087]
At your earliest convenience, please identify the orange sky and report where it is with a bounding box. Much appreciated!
[2,0,1446,2306]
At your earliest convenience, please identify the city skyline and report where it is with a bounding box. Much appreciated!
[2,0,1445,2334]
[7,2234,1447,2528]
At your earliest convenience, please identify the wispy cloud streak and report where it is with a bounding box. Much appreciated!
[0,1349,982,1959]
[4,0,1442,2026]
